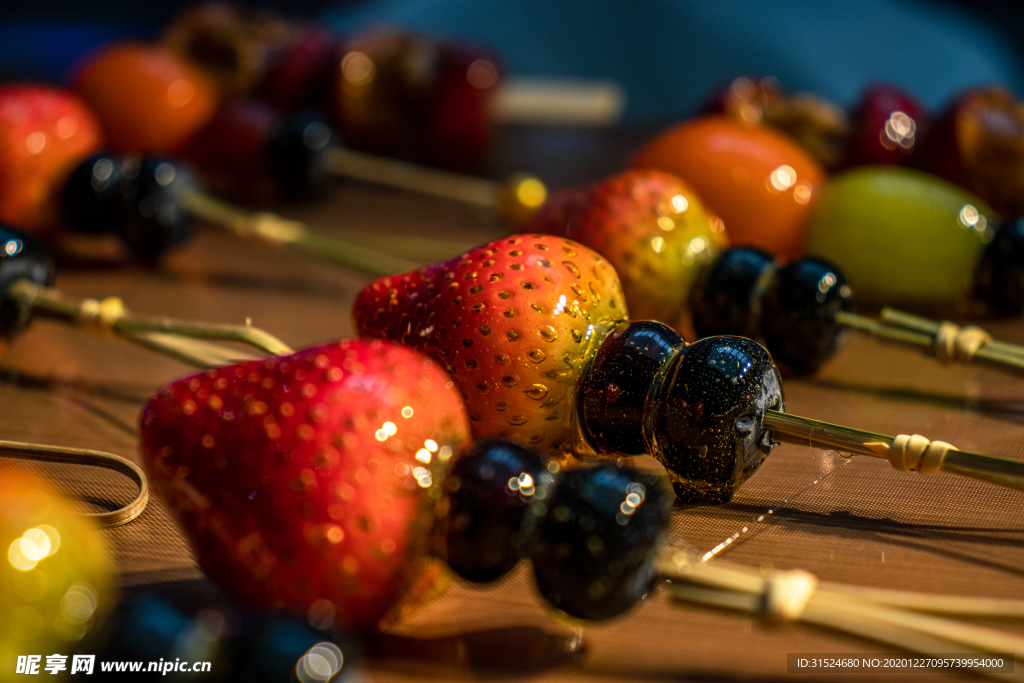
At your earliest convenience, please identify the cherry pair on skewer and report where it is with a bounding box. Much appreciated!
[691,246,1024,377]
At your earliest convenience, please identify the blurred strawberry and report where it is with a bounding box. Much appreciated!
[0,85,102,234]
[140,339,470,631]
[353,235,626,455]
[527,169,727,328]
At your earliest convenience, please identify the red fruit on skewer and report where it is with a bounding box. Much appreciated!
[844,84,925,168]
[353,235,625,454]
[527,169,727,328]
[0,85,102,234]
[73,43,219,154]
[140,339,470,630]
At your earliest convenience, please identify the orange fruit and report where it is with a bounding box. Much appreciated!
[634,116,826,260]
[74,43,218,154]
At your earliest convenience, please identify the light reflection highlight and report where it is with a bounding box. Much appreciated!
[341,51,375,87]
[769,165,796,191]
[296,642,344,683]
[507,472,536,496]
[881,111,916,150]
[8,525,61,571]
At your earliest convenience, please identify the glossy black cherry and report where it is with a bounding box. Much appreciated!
[0,223,55,338]
[761,257,853,373]
[268,111,334,200]
[440,440,547,583]
[651,336,783,504]
[580,321,686,456]
[690,247,777,339]
[118,156,198,263]
[61,152,125,235]
[528,465,669,621]
[976,217,1024,315]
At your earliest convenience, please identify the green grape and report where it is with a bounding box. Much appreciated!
[805,167,994,304]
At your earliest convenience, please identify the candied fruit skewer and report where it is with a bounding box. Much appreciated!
[439,441,1024,674]
[177,99,549,227]
[692,247,1024,377]
[351,236,1024,503]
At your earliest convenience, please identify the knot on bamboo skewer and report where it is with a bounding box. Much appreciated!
[865,435,954,475]
[934,321,991,363]
[250,212,306,244]
[77,296,125,336]
[761,569,818,625]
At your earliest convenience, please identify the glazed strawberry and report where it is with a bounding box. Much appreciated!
[527,169,727,328]
[353,235,626,454]
[0,85,102,234]
[140,339,470,631]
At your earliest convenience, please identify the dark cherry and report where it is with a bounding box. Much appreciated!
[579,325,784,504]
[61,152,125,235]
[439,440,548,583]
[528,465,670,621]
[976,217,1024,315]
[690,246,777,339]
[580,321,686,455]
[0,223,55,339]
[269,111,334,200]
[117,156,198,263]
[844,84,925,168]
[761,257,853,373]
[651,336,783,504]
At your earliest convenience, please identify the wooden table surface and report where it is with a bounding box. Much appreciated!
[2,170,1024,682]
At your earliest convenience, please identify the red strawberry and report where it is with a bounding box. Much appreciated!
[0,85,102,234]
[353,235,626,455]
[140,339,470,631]
[527,169,727,329]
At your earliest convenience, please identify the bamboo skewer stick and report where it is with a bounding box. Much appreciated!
[323,147,549,226]
[181,190,424,278]
[836,309,1024,376]
[8,279,293,364]
[657,550,1024,682]
[762,410,1024,491]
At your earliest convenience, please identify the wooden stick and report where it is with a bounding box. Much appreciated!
[7,280,293,360]
[836,310,1024,376]
[658,550,1024,682]
[182,190,423,277]
[762,410,1024,491]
